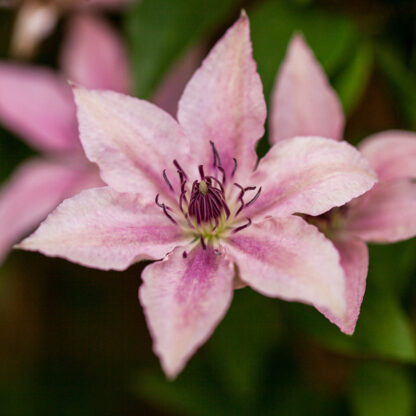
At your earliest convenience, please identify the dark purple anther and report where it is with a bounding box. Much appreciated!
[188,167,230,225]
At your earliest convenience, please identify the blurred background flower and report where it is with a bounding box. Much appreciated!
[0,0,415,414]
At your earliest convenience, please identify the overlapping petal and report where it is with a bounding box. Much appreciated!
[0,64,79,152]
[177,12,266,179]
[358,130,416,181]
[139,246,234,378]
[73,87,191,201]
[246,136,376,219]
[270,34,344,144]
[317,237,368,335]
[0,159,90,264]
[17,187,187,270]
[61,14,131,93]
[347,179,416,243]
[225,216,347,322]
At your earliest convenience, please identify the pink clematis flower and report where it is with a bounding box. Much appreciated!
[270,34,416,334]
[0,14,131,264]
[17,14,376,378]
[8,0,134,58]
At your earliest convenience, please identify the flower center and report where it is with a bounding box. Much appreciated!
[155,141,261,249]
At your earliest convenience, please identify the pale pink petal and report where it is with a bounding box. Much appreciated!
[347,179,416,243]
[317,237,368,335]
[177,12,266,179]
[247,136,376,219]
[225,216,347,324]
[358,130,416,181]
[139,246,234,378]
[73,87,190,201]
[17,187,187,270]
[270,35,344,144]
[152,45,204,116]
[0,159,90,264]
[0,63,79,152]
[61,14,131,93]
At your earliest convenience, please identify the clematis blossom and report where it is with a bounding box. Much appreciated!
[270,34,416,334]
[17,14,376,378]
[0,14,131,264]
[7,0,134,58]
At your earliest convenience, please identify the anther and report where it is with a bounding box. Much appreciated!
[233,218,252,233]
[246,187,262,207]
[162,169,174,191]
[231,158,238,177]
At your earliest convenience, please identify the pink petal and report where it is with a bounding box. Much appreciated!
[225,216,347,323]
[358,130,416,181]
[247,136,377,219]
[139,246,234,378]
[17,187,186,270]
[73,87,190,201]
[347,179,416,243]
[61,15,131,93]
[0,63,79,153]
[317,237,368,335]
[0,159,91,264]
[270,34,344,144]
[177,12,266,179]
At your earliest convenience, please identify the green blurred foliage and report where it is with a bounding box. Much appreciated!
[349,362,415,416]
[125,0,242,99]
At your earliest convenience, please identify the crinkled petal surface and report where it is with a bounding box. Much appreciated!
[177,13,266,179]
[270,35,344,144]
[73,87,190,201]
[358,130,416,181]
[0,63,79,152]
[61,15,131,93]
[225,216,347,322]
[247,136,377,219]
[317,237,368,335]
[0,159,90,264]
[17,187,187,270]
[347,179,416,243]
[139,246,234,378]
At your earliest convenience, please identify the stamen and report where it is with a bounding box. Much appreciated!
[231,158,238,177]
[183,251,188,258]
[173,159,188,180]
[246,187,262,207]
[233,218,252,233]
[198,165,205,179]
[200,236,207,250]
[210,141,222,167]
[162,169,174,191]
[210,141,226,183]
[155,194,177,225]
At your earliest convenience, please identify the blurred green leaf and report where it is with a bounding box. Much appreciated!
[349,362,415,416]
[376,45,416,129]
[133,363,232,416]
[368,239,416,295]
[284,282,416,362]
[250,0,358,105]
[125,0,240,99]
[334,40,373,115]
[207,288,278,404]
